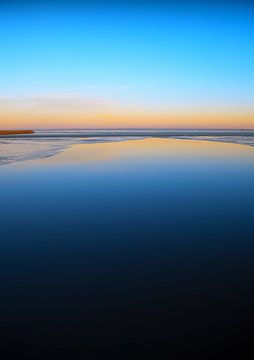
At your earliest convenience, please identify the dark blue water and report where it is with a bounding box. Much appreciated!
[1,139,254,358]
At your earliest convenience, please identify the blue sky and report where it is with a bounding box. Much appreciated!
[0,1,254,128]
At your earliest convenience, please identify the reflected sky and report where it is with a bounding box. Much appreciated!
[1,139,254,358]
[4,137,254,168]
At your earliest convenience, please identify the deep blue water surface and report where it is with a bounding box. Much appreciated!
[1,139,254,358]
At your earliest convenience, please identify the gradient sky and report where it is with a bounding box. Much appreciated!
[0,1,254,129]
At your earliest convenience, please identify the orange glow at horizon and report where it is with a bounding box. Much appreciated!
[1,108,254,129]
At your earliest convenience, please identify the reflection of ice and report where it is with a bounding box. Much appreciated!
[0,137,144,165]
[1,131,254,166]
[0,138,74,165]
[170,136,254,148]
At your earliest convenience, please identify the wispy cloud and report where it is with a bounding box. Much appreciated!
[0,94,118,113]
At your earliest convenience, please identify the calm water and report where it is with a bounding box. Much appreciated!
[1,138,254,358]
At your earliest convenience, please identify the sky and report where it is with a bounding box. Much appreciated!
[0,1,254,129]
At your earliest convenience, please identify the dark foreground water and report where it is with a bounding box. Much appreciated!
[1,138,254,359]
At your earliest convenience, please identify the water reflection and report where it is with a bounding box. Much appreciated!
[7,138,254,169]
[0,139,254,358]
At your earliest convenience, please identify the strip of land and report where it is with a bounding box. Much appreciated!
[0,130,34,135]
[1,129,254,138]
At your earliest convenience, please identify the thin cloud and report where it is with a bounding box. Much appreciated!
[0,94,118,113]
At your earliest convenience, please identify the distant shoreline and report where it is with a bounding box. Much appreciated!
[0,130,34,135]
[1,129,254,138]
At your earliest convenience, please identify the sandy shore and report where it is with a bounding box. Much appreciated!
[0,130,34,135]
